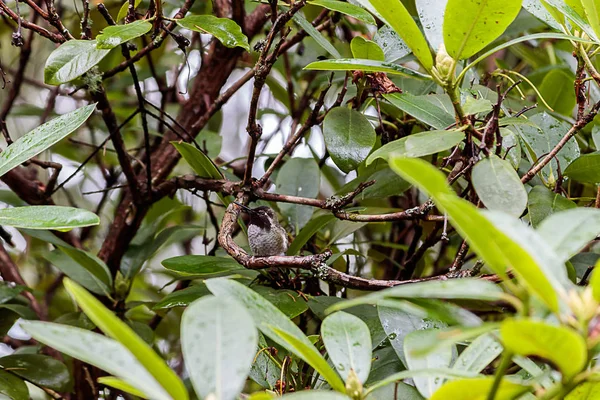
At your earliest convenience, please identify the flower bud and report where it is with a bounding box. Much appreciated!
[345,369,364,400]
[434,44,454,82]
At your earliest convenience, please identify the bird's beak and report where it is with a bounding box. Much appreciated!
[234,202,255,213]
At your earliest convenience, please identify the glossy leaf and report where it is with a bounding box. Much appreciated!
[367,0,433,70]
[308,0,376,25]
[44,249,112,296]
[452,333,503,373]
[281,392,350,399]
[373,26,411,62]
[0,369,28,400]
[252,286,308,319]
[0,104,95,177]
[0,206,99,230]
[472,155,527,217]
[277,158,320,232]
[172,142,223,179]
[96,20,152,49]
[116,0,142,21]
[44,41,110,85]
[304,59,429,79]
[582,0,600,39]
[404,329,454,397]
[527,186,576,228]
[443,0,521,60]
[182,296,257,400]
[384,93,454,130]
[20,321,171,400]
[537,208,600,263]
[523,0,563,30]
[177,15,249,51]
[566,381,600,399]
[323,107,376,173]
[389,157,560,311]
[501,319,587,379]
[564,151,600,184]
[287,214,336,255]
[153,284,210,310]
[205,278,345,392]
[430,377,527,400]
[416,0,447,51]
[365,368,479,396]
[0,354,70,392]
[97,377,148,398]
[162,255,242,276]
[539,69,577,115]
[545,0,599,41]
[366,130,464,165]
[63,279,188,400]
[350,37,384,60]
[0,282,25,304]
[321,312,372,383]
[293,14,341,58]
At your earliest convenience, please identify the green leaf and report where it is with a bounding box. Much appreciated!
[0,354,70,392]
[350,37,384,60]
[269,326,346,393]
[581,0,600,39]
[44,41,110,85]
[566,381,600,399]
[500,319,587,379]
[443,0,522,60]
[281,392,350,399]
[96,20,152,49]
[20,321,171,400]
[321,312,372,383]
[0,206,99,230]
[404,330,454,398]
[182,296,257,400]
[0,369,28,400]
[374,26,411,62]
[162,255,243,276]
[177,15,249,51]
[452,333,503,373]
[63,279,188,400]
[591,259,600,302]
[365,367,479,396]
[472,155,527,217]
[389,157,560,312]
[323,107,376,173]
[205,278,345,392]
[430,377,527,400]
[153,284,210,310]
[538,208,600,263]
[277,158,320,231]
[416,0,447,51]
[366,130,464,165]
[44,248,112,296]
[305,59,430,79]
[367,0,433,70]
[0,282,25,305]
[564,151,600,184]
[252,286,308,319]
[97,377,148,398]
[527,186,577,228]
[308,0,376,24]
[462,97,493,115]
[327,278,507,313]
[172,142,223,179]
[0,104,96,177]
[523,0,563,30]
[539,69,577,115]
[384,93,455,130]
[544,0,599,41]
[293,13,341,58]
[287,214,336,255]
[117,0,142,21]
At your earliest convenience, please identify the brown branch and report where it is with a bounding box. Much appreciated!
[0,1,64,43]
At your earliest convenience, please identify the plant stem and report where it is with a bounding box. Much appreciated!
[487,351,513,400]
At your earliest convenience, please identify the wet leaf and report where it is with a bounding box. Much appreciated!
[96,20,152,49]
[177,15,249,50]
[44,41,110,84]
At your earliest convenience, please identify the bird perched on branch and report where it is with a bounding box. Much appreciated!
[235,202,288,256]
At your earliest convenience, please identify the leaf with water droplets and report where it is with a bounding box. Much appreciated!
[0,354,71,392]
[96,20,152,49]
[44,41,110,85]
[177,15,249,51]
[0,104,96,178]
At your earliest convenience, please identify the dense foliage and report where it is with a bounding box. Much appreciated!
[4,0,600,398]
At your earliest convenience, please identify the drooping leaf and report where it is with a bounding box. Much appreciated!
[367,0,433,70]
[96,20,152,49]
[44,249,112,296]
[384,93,455,130]
[321,312,372,383]
[304,59,429,79]
[523,0,563,30]
[172,142,223,179]
[350,37,385,60]
[293,13,341,58]
[0,104,96,177]
[182,296,257,400]
[323,107,376,173]
[277,157,320,232]
[287,214,336,255]
[500,319,587,379]
[416,0,447,51]
[44,41,110,85]
[20,321,171,400]
[308,0,376,25]
[0,354,71,392]
[527,186,577,228]
[366,130,464,165]
[177,15,250,51]
[471,155,527,217]
[443,0,522,60]
[63,279,189,400]
[0,206,99,230]
[430,377,528,400]
[564,151,600,184]
[544,0,599,41]
[373,26,411,62]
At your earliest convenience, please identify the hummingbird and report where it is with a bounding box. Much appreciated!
[235,202,289,256]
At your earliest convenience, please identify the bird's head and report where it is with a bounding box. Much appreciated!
[235,203,277,230]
